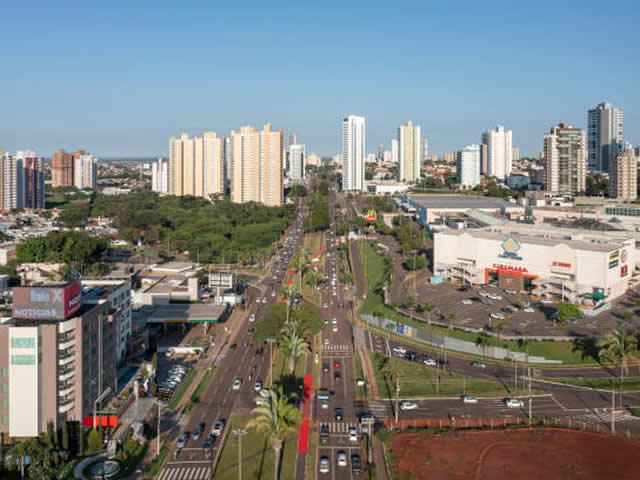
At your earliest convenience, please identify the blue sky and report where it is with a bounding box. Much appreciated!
[1,0,638,157]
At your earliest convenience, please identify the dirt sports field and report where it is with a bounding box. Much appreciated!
[390,428,640,480]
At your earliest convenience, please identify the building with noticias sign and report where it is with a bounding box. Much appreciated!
[433,226,635,304]
[0,271,120,439]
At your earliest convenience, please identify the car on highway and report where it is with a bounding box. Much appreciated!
[323,338,330,345]
[232,378,242,390]
[392,350,405,358]
[351,454,362,474]
[331,318,337,325]
[400,401,418,410]
[249,313,256,322]
[490,312,505,320]
[349,426,358,442]
[423,357,436,366]
[322,362,329,372]
[471,361,486,368]
[320,424,330,443]
[461,395,478,404]
[335,407,343,420]
[334,361,341,369]
[202,435,214,453]
[505,398,524,408]
[262,297,267,303]
[319,456,330,473]
[462,298,473,305]
[176,432,188,448]
[332,325,338,332]
[192,423,205,440]
[334,370,341,381]
[253,381,263,392]
[392,346,407,355]
[211,419,225,436]
[337,451,347,467]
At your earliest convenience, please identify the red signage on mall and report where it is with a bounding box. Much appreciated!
[492,264,529,274]
[552,261,571,268]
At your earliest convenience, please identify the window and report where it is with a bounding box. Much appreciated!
[11,337,35,348]
[2,384,8,393]
[2,368,8,377]
[2,415,8,425]
[2,399,8,409]
[11,355,36,365]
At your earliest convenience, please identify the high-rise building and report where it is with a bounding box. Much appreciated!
[588,102,624,172]
[456,145,481,188]
[480,133,488,175]
[288,132,297,149]
[0,272,119,438]
[609,144,637,202]
[383,151,391,164]
[288,144,305,180]
[342,115,366,191]
[229,124,283,206]
[444,152,455,163]
[391,139,399,164]
[484,125,513,179]
[543,123,587,197]
[169,132,225,199]
[51,149,74,188]
[398,121,421,183]
[0,153,24,211]
[152,158,169,193]
[20,152,45,209]
[306,153,321,167]
[421,138,429,163]
[74,154,97,189]
[377,144,384,166]
[366,153,376,164]
[203,132,225,198]
[512,147,520,162]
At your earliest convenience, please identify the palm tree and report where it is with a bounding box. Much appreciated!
[475,332,491,357]
[380,357,402,423]
[599,328,639,407]
[280,284,297,324]
[292,253,311,292]
[446,312,456,330]
[423,302,435,325]
[280,331,310,373]
[247,387,301,480]
[304,268,322,295]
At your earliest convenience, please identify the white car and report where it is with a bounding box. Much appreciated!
[392,346,407,355]
[249,313,256,322]
[490,312,505,320]
[323,338,330,345]
[211,420,225,436]
[232,378,242,390]
[400,401,417,410]
[259,389,269,398]
[253,381,263,392]
[540,298,553,304]
[505,398,524,408]
[323,303,328,308]
[462,299,473,305]
[319,456,330,474]
[332,326,338,332]
[504,289,517,295]
[271,291,276,297]
[478,291,489,297]
[523,307,535,313]
[423,357,436,366]
[461,395,478,404]
[489,294,502,301]
[262,297,267,304]
[337,451,347,467]
[349,426,358,442]
[331,318,337,325]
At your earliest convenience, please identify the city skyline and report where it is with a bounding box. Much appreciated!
[1,2,638,157]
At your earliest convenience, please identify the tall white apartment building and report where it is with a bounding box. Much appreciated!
[398,121,421,183]
[391,139,399,164]
[74,154,97,189]
[421,138,429,163]
[588,102,624,172]
[342,115,366,191]
[152,158,169,193]
[289,144,305,180]
[0,153,24,210]
[484,125,512,180]
[456,145,481,188]
[544,123,587,197]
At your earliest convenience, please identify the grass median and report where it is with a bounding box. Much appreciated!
[168,369,197,410]
[544,376,640,391]
[185,367,216,414]
[370,351,525,398]
[358,241,602,365]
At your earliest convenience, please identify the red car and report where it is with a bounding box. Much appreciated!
[334,361,341,369]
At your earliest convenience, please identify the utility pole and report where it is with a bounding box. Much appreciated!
[611,380,616,433]
[515,362,518,390]
[266,338,277,387]
[232,428,248,480]
[528,367,532,425]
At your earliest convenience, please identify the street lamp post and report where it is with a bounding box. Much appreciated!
[150,399,166,455]
[266,338,277,387]
[232,428,248,480]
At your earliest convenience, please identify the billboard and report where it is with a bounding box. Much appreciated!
[12,279,82,320]
[208,272,234,289]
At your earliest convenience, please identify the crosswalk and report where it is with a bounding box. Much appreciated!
[322,344,351,352]
[366,400,392,418]
[322,422,367,433]
[559,410,638,426]
[158,466,211,480]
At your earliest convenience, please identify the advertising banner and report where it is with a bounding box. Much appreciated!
[12,279,82,321]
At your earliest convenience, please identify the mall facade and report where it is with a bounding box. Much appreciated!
[433,226,636,304]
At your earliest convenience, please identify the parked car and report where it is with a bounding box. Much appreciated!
[337,451,347,467]
[490,312,505,320]
[334,370,341,381]
[423,357,437,366]
[232,378,242,390]
[249,313,256,322]
[504,289,517,295]
[523,307,535,313]
[392,346,407,355]
[478,290,489,297]
[461,395,478,404]
[253,381,262,392]
[392,350,405,358]
[489,294,502,301]
[505,398,524,408]
[192,423,205,440]
[462,299,473,305]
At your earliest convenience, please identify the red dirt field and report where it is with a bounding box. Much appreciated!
[390,428,640,480]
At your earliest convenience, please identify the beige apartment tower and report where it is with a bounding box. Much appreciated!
[543,123,587,197]
[398,121,421,183]
[609,145,637,202]
[169,132,225,199]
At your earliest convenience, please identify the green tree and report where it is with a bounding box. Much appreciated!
[476,332,491,357]
[599,329,639,406]
[404,254,428,271]
[304,268,322,295]
[557,303,584,324]
[247,387,301,480]
[380,357,402,423]
[87,428,102,453]
[280,331,310,373]
[291,253,310,292]
[61,421,69,453]
[446,313,456,330]
[280,284,297,324]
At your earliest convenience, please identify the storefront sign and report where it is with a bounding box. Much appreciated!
[609,260,619,269]
[610,250,619,260]
[621,265,628,277]
[499,237,522,261]
[492,264,529,274]
[552,261,571,268]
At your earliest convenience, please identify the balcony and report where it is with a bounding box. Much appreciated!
[58,398,75,414]
[58,354,75,367]
[58,384,75,397]
[58,337,76,350]
[58,368,75,382]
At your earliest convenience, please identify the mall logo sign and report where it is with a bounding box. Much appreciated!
[499,237,522,260]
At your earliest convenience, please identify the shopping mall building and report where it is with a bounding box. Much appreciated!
[433,226,636,304]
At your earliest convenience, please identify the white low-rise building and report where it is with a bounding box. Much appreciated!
[434,226,635,303]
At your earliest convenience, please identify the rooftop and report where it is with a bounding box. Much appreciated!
[407,194,515,210]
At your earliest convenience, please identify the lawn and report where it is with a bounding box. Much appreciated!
[544,376,640,391]
[369,351,525,398]
[168,369,197,410]
[214,414,299,480]
[358,242,600,365]
[185,367,216,413]
[270,348,307,398]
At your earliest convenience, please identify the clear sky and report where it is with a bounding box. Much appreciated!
[1,0,638,158]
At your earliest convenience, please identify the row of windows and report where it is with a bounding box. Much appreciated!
[11,355,36,365]
[11,337,35,348]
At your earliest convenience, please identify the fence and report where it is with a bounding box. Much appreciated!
[359,313,562,364]
[380,415,640,442]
